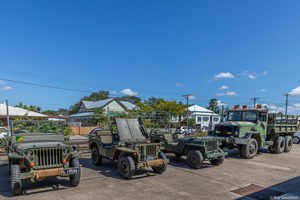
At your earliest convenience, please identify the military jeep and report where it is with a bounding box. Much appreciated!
[7,120,80,195]
[150,130,227,169]
[88,118,169,179]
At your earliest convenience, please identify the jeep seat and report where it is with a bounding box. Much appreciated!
[100,136,112,148]
[177,134,184,139]
[164,134,178,145]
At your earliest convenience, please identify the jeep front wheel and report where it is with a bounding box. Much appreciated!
[11,163,22,196]
[152,152,167,174]
[242,138,258,159]
[210,148,225,166]
[187,149,203,169]
[69,157,81,187]
[91,147,102,166]
[118,155,135,179]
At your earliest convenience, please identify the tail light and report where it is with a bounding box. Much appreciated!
[243,105,247,109]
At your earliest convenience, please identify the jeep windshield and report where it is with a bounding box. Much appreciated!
[228,111,257,122]
[115,118,146,142]
[11,120,64,135]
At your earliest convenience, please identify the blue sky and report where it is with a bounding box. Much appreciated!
[0,1,300,114]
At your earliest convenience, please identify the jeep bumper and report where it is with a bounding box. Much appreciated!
[220,137,248,145]
[206,152,228,158]
[136,158,169,168]
[20,167,79,180]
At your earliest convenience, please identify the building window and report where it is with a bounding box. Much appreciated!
[203,117,209,122]
[197,117,201,122]
[213,117,219,122]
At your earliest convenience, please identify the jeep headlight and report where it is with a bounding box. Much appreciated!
[24,150,33,157]
[63,148,70,154]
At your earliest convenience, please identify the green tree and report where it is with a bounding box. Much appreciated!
[16,102,42,113]
[69,90,110,115]
[90,108,107,127]
[206,99,221,114]
[118,95,141,105]
[42,110,59,116]
[182,118,196,127]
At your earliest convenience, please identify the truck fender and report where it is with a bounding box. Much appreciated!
[181,144,203,155]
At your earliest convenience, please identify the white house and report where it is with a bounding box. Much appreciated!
[188,105,220,128]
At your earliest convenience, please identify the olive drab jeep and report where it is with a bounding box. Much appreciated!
[150,130,227,169]
[212,105,298,159]
[7,120,80,195]
[88,118,169,179]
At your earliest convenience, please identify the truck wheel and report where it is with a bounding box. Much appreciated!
[210,148,225,166]
[69,157,81,187]
[187,150,203,169]
[284,136,293,152]
[293,137,300,144]
[152,152,167,174]
[175,153,182,158]
[11,163,22,196]
[242,138,258,159]
[118,155,135,179]
[91,147,102,166]
[268,145,275,153]
[274,136,285,154]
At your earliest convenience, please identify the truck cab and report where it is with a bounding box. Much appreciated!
[213,105,297,159]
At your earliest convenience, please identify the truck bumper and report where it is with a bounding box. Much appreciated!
[220,137,248,145]
[20,167,78,180]
[136,159,169,168]
[206,152,228,158]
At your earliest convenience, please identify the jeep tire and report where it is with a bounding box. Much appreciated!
[187,149,203,169]
[91,147,102,166]
[242,138,258,159]
[284,136,293,152]
[69,157,81,187]
[11,163,22,196]
[274,136,285,154]
[118,155,135,179]
[210,148,225,166]
[152,152,168,174]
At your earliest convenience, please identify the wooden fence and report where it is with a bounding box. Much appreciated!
[70,126,98,135]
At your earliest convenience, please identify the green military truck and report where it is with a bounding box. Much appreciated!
[212,105,298,159]
[7,120,80,195]
[150,130,227,168]
[88,118,169,179]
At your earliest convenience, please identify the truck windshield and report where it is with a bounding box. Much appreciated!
[228,111,257,122]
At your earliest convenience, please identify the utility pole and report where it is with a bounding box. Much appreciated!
[284,94,290,117]
[250,97,260,108]
[182,94,193,127]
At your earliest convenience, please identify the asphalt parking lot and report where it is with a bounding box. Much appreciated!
[0,144,299,200]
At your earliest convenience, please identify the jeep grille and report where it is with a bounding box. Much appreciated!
[207,141,218,152]
[141,145,156,157]
[34,148,63,167]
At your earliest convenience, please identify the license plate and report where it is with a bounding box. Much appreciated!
[144,155,154,161]
[208,154,215,158]
[62,168,79,176]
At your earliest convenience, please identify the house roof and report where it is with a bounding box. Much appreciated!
[188,105,219,116]
[0,103,48,118]
[45,115,66,119]
[82,98,137,110]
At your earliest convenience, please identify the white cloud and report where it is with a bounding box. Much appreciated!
[257,89,266,92]
[21,92,31,94]
[289,86,300,97]
[215,91,239,96]
[176,83,184,87]
[217,100,227,106]
[238,71,267,79]
[189,95,196,100]
[121,88,138,96]
[214,72,234,79]
[0,81,4,85]
[1,86,13,90]
[218,85,229,90]
[207,80,212,83]
[263,103,300,114]
[111,91,118,95]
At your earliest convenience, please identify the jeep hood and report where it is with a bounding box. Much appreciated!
[12,141,68,150]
